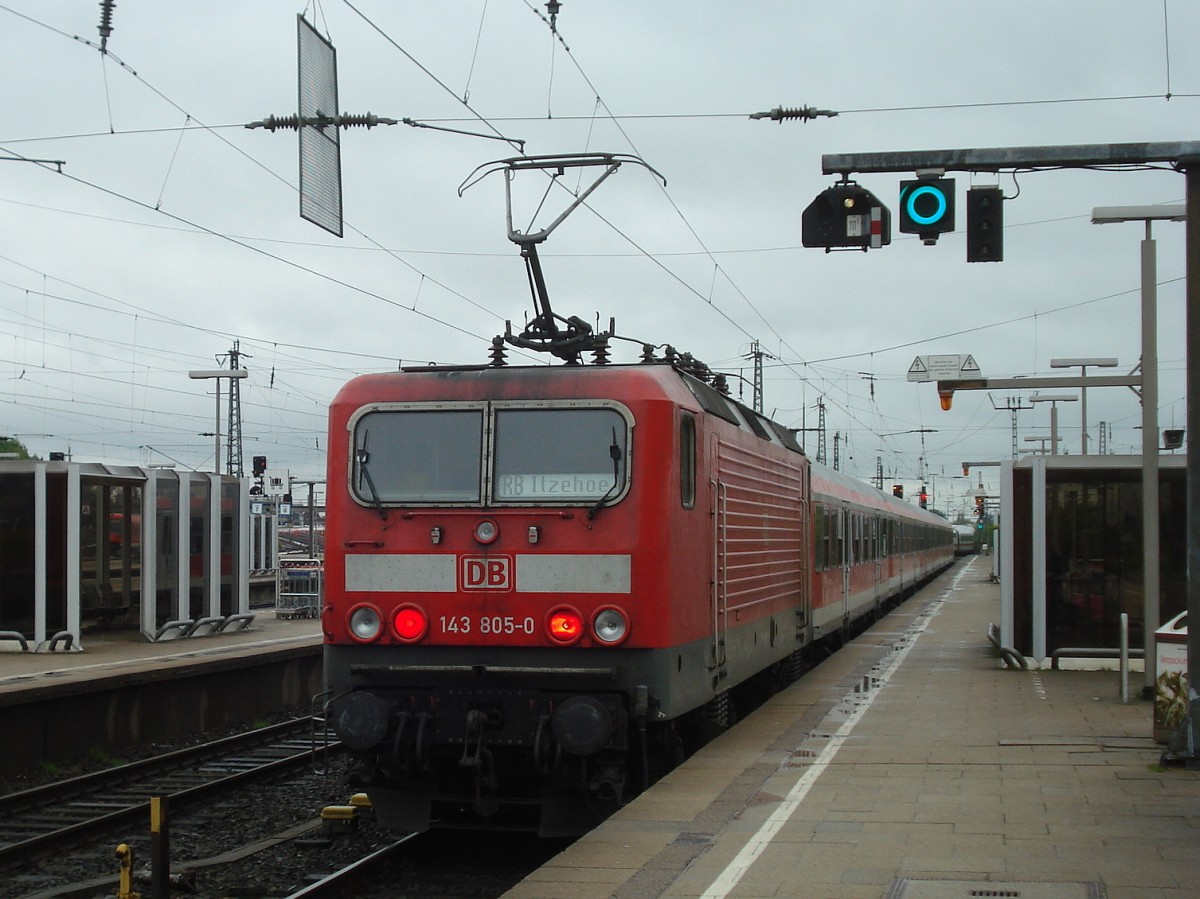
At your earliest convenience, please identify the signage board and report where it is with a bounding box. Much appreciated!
[908,354,980,383]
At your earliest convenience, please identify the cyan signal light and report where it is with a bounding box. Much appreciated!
[898,178,955,238]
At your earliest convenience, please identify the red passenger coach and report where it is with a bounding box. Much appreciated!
[322,360,952,835]
[808,464,954,640]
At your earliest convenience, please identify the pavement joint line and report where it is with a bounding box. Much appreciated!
[696,563,973,899]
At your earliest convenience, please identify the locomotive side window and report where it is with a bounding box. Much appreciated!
[680,414,696,509]
[352,410,483,503]
[493,408,628,503]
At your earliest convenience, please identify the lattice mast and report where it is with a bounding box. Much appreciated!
[743,341,775,414]
[991,395,1033,459]
[815,400,827,465]
[225,341,248,478]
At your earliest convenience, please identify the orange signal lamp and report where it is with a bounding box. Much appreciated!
[547,608,584,644]
[938,386,954,411]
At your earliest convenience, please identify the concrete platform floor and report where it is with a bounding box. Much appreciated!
[506,557,1200,899]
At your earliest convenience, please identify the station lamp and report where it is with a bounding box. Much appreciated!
[189,369,249,475]
[1029,393,1077,456]
[1049,357,1117,455]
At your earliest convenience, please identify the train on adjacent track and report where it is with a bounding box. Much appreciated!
[954,522,982,556]
[321,356,955,836]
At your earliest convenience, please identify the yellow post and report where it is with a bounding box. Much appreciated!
[150,795,169,899]
[115,842,141,899]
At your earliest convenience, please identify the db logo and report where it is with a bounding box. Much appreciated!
[460,555,512,591]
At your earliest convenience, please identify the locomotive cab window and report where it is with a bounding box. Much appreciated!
[352,409,483,503]
[680,414,696,509]
[493,407,629,504]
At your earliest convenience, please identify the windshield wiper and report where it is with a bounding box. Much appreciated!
[587,428,623,521]
[356,431,388,521]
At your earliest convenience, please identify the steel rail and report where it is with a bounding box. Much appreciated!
[0,717,338,869]
[285,833,421,898]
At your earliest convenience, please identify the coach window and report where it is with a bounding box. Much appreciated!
[680,414,696,508]
[352,409,483,504]
[814,506,825,570]
[493,407,628,504]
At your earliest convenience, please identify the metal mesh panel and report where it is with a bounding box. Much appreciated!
[297,15,342,237]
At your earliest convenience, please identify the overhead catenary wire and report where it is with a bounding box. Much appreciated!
[0,3,1189,480]
[0,2,846,468]
[0,7,520,328]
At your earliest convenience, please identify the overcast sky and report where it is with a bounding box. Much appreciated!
[0,1,1196,517]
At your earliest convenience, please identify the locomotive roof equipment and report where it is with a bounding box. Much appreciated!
[459,153,666,365]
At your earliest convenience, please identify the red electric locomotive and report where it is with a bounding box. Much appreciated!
[322,357,953,835]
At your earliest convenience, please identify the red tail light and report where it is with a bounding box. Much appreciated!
[546,607,584,644]
[392,604,428,642]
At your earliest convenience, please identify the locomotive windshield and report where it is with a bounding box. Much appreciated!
[493,408,627,502]
[349,403,629,507]
[352,409,483,503]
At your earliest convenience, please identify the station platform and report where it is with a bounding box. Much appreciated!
[0,611,322,699]
[506,557,1200,899]
[0,612,324,772]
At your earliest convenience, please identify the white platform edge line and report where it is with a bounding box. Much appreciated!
[698,561,973,899]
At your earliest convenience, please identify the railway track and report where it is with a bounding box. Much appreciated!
[285,834,420,898]
[0,716,336,871]
[279,829,568,899]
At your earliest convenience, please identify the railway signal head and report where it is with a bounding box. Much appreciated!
[802,182,891,251]
[918,487,928,509]
[899,178,955,243]
[966,186,1004,262]
[892,484,904,498]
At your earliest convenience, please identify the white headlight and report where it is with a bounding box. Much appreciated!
[349,605,382,641]
[474,519,499,544]
[593,608,628,644]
